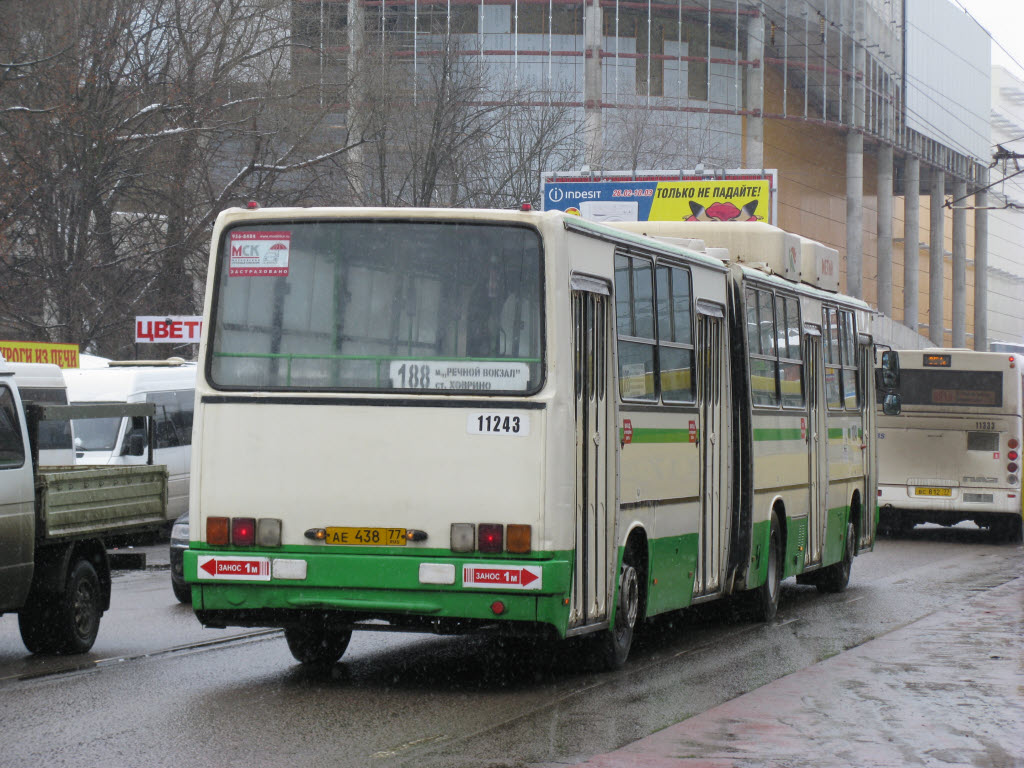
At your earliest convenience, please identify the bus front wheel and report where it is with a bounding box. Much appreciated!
[285,620,351,666]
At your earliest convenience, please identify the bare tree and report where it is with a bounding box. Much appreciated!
[0,0,365,357]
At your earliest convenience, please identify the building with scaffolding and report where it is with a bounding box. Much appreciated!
[293,0,1019,349]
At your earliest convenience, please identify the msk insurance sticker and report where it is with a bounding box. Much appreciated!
[229,231,291,276]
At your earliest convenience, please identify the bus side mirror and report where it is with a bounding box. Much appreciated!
[882,393,902,416]
[878,350,900,389]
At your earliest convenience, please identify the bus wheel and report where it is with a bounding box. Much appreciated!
[990,516,1023,543]
[595,561,640,670]
[285,621,351,666]
[747,513,782,621]
[816,521,855,594]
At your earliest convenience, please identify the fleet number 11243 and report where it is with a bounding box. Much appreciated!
[467,412,531,436]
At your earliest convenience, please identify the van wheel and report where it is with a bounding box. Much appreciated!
[285,621,351,666]
[20,558,102,655]
[747,513,782,621]
[594,560,640,670]
[816,521,855,593]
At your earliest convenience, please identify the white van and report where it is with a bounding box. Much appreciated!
[9,362,75,466]
[64,359,196,520]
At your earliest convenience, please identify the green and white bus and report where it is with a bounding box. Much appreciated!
[184,208,881,668]
[876,349,1024,540]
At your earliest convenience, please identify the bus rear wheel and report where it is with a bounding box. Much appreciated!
[746,513,782,621]
[285,620,351,666]
[816,520,855,593]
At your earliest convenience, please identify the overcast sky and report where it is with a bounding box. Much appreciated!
[956,0,1024,81]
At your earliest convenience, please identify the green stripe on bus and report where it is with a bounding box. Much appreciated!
[828,428,845,439]
[752,428,804,441]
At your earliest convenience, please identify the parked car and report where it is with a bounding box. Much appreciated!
[170,513,191,603]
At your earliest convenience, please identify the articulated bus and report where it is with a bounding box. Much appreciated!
[184,208,882,668]
[876,349,1023,541]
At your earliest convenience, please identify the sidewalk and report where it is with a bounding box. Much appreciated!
[543,577,1024,768]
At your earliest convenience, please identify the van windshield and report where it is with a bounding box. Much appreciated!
[71,412,122,452]
[208,220,544,394]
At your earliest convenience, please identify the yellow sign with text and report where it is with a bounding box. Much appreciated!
[0,341,80,369]
[648,180,771,222]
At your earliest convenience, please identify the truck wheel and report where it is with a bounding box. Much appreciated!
[285,621,351,666]
[816,521,855,594]
[747,513,782,621]
[19,558,102,655]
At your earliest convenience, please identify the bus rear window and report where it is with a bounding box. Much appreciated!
[899,370,1003,407]
[209,220,544,394]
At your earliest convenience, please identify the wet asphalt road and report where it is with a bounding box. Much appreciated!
[0,526,1020,768]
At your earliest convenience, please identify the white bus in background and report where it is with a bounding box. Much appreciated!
[876,349,1024,541]
[8,363,75,466]
[64,358,196,520]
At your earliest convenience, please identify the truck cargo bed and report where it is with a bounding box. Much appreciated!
[35,465,169,540]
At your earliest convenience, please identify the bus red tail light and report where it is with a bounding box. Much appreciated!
[232,517,256,546]
[478,524,503,553]
[207,517,229,546]
[1009,439,1020,450]
[1009,451,1019,461]
[1008,463,1019,474]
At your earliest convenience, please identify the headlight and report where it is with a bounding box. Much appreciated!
[171,521,190,545]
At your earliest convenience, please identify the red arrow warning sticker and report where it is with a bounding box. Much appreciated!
[462,564,542,590]
[196,555,271,581]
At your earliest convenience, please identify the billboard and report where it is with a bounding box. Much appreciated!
[0,341,80,369]
[542,170,777,225]
[135,316,203,344]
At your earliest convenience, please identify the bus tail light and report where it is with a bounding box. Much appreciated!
[1010,451,1019,461]
[507,524,532,553]
[451,523,475,552]
[1008,463,1019,474]
[257,518,282,547]
[1009,438,1020,450]
[232,517,256,546]
[478,524,503,553]
[207,517,229,546]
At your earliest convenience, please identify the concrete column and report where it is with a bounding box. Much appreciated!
[877,145,894,316]
[903,155,920,331]
[346,0,366,202]
[846,131,864,298]
[951,180,967,347]
[974,187,989,351]
[928,168,945,346]
[745,13,765,169]
[583,0,603,167]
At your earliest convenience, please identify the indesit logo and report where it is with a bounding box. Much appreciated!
[548,187,564,202]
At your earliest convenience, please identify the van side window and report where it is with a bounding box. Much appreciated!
[0,386,26,469]
[147,390,195,449]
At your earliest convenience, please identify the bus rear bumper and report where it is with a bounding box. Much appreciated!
[185,548,573,637]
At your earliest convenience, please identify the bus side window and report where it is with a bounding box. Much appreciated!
[823,307,843,410]
[746,287,779,407]
[615,253,657,402]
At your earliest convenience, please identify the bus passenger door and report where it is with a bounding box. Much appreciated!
[570,288,610,627]
[858,342,876,547]
[805,330,828,565]
[695,308,726,595]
